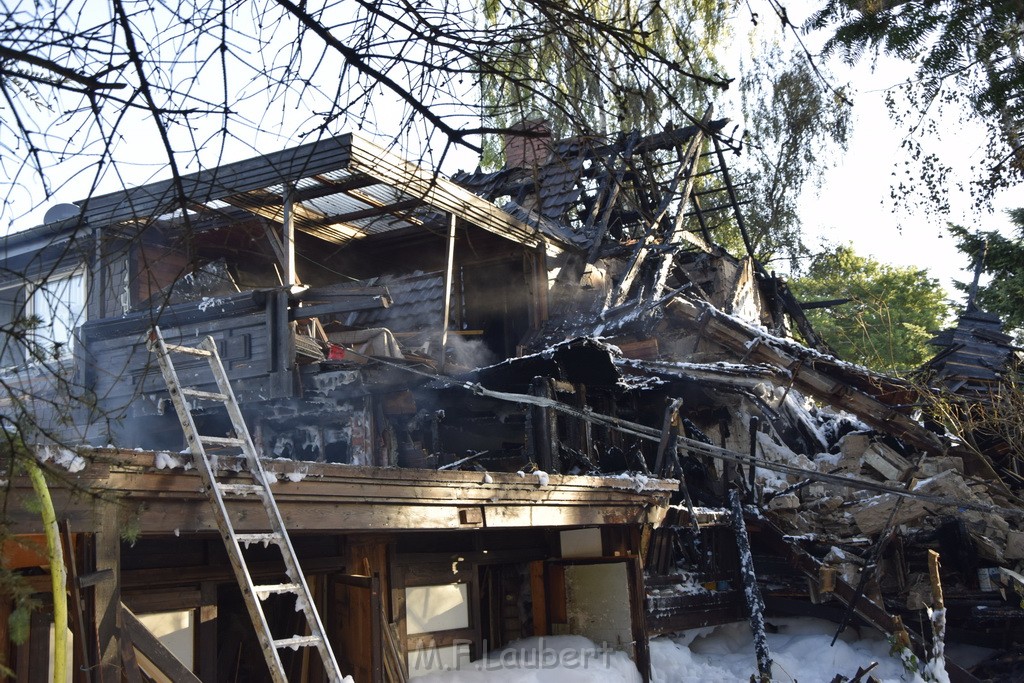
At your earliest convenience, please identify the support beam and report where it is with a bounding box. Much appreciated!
[197,582,217,682]
[60,521,93,683]
[440,213,457,372]
[282,183,297,289]
[628,556,651,683]
[530,377,560,473]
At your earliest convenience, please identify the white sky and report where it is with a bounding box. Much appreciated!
[798,57,1017,300]
[770,1,1019,300]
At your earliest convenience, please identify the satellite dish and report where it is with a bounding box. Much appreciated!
[43,203,80,224]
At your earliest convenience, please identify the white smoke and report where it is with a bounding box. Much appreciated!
[444,334,497,369]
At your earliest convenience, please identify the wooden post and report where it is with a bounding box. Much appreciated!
[93,509,122,683]
[282,182,296,289]
[269,288,293,398]
[370,573,383,683]
[653,398,683,477]
[440,213,457,372]
[627,556,651,683]
[927,549,948,676]
[530,377,560,472]
[529,561,548,636]
[729,489,773,683]
[197,582,218,682]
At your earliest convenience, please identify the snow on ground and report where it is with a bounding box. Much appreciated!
[412,619,939,682]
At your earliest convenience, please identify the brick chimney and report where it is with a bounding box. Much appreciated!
[503,119,553,170]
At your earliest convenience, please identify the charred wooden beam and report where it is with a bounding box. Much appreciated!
[690,194,714,245]
[652,112,714,299]
[654,398,684,477]
[586,131,641,264]
[800,298,853,310]
[530,376,561,473]
[729,490,773,683]
[290,295,390,320]
[712,136,760,270]
[613,107,711,307]
[665,295,946,456]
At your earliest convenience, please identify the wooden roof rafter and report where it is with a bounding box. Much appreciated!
[312,197,427,228]
[216,187,367,246]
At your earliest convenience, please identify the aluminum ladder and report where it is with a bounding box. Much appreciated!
[147,327,345,683]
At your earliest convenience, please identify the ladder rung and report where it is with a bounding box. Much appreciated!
[274,635,323,650]
[217,483,264,495]
[164,342,213,357]
[253,583,301,600]
[199,435,245,447]
[180,387,229,402]
[236,533,282,547]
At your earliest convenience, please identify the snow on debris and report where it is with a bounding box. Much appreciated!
[37,446,86,473]
[154,451,189,470]
[608,472,653,492]
[650,618,929,683]
[283,467,308,483]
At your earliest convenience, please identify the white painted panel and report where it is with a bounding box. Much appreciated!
[405,583,469,635]
[560,527,602,558]
[47,627,73,683]
[564,563,633,654]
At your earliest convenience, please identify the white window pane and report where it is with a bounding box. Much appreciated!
[405,584,469,635]
[29,272,86,357]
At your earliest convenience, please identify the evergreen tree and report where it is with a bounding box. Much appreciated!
[949,209,1024,338]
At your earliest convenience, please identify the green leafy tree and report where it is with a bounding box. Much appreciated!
[789,244,951,373]
[949,209,1024,338]
[807,0,1024,207]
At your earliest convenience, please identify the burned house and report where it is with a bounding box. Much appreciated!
[1,118,1023,682]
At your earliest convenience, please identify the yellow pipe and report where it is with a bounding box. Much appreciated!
[25,459,67,683]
